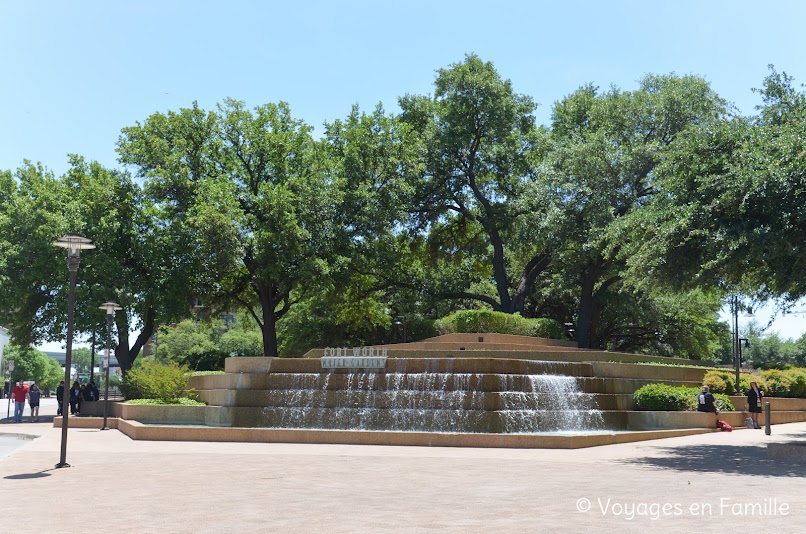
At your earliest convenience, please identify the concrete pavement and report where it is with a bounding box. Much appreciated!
[1,398,804,533]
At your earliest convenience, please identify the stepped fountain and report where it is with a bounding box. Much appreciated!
[96,333,806,448]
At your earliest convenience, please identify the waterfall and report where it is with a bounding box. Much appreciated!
[258,366,604,434]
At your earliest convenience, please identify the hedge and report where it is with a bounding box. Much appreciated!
[434,310,564,339]
[703,367,806,398]
[634,383,734,412]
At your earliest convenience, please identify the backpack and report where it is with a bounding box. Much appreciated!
[717,420,733,432]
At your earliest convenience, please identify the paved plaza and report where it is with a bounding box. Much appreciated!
[0,398,804,533]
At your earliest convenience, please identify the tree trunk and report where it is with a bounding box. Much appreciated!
[115,307,155,375]
[576,271,597,349]
[261,310,278,357]
[510,252,551,314]
[257,283,280,357]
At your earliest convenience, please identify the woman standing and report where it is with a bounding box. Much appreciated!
[28,382,41,422]
[747,381,764,429]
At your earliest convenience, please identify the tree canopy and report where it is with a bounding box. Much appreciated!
[1,58,804,363]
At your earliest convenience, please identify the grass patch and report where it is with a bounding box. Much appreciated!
[633,361,725,370]
[125,397,206,406]
[190,370,225,377]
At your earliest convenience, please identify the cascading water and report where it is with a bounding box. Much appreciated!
[257,361,604,434]
[498,375,604,433]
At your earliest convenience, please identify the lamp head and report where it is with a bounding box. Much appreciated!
[99,302,122,316]
[53,234,95,257]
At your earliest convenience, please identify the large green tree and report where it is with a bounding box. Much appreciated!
[524,74,726,348]
[399,54,548,314]
[620,67,806,309]
[119,100,336,356]
[0,157,198,373]
[2,344,62,389]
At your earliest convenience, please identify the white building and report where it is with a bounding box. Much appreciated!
[0,326,9,375]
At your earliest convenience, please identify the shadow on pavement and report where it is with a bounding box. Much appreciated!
[0,416,56,424]
[5,469,54,480]
[620,443,804,477]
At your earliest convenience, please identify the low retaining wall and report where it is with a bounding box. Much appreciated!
[118,404,231,426]
[53,416,118,429]
[728,396,806,412]
[626,410,806,430]
[70,400,122,418]
[589,362,708,382]
[115,420,713,449]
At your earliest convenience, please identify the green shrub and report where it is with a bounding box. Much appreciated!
[787,369,806,398]
[760,369,795,397]
[703,371,732,395]
[434,310,564,339]
[634,383,734,412]
[121,360,194,402]
[634,384,697,411]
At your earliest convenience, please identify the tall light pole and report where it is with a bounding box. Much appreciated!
[732,296,740,396]
[53,234,95,468]
[99,302,122,430]
[394,316,407,343]
[732,296,754,396]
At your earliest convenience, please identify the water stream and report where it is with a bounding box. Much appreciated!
[257,367,604,434]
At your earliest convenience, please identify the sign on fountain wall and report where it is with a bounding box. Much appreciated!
[321,347,388,370]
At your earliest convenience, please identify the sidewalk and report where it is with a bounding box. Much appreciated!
[1,402,804,533]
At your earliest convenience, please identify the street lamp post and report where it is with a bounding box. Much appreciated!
[393,316,407,343]
[738,337,750,371]
[99,302,122,430]
[732,296,740,396]
[53,234,95,468]
[732,296,755,396]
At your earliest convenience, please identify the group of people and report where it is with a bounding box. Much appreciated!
[10,380,42,423]
[697,381,765,428]
[55,380,100,416]
[7,379,101,422]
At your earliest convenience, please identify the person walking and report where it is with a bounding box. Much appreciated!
[56,380,65,416]
[27,382,41,422]
[747,381,764,429]
[11,381,27,423]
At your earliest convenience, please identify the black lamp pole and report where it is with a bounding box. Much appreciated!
[54,235,94,469]
[99,302,122,430]
[733,296,740,396]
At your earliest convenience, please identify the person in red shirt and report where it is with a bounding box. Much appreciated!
[11,381,27,423]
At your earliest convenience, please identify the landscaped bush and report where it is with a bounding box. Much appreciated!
[787,369,806,398]
[702,371,733,395]
[642,367,806,400]
[634,384,734,412]
[760,369,794,397]
[434,310,564,339]
[121,360,195,402]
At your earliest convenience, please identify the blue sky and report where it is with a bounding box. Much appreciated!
[2,0,805,343]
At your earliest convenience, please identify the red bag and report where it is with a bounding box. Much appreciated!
[717,420,733,432]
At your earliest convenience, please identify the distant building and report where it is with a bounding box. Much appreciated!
[43,350,120,380]
[0,326,10,373]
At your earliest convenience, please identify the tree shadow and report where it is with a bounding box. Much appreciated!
[620,443,804,477]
